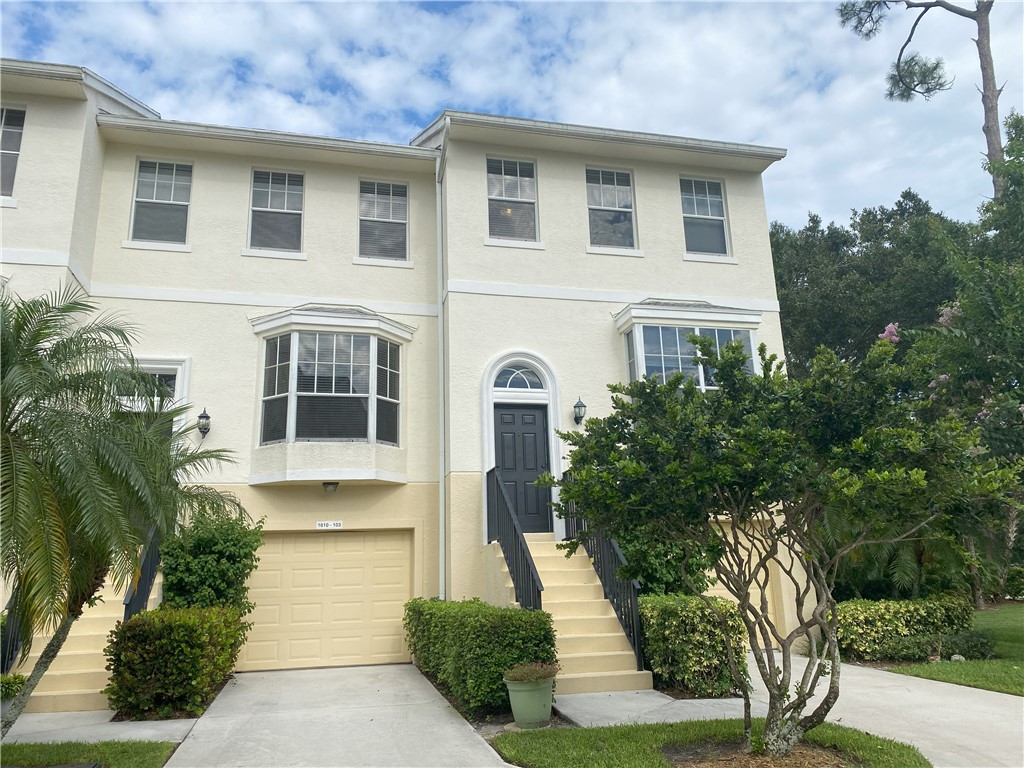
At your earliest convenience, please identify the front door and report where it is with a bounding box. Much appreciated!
[494,404,552,533]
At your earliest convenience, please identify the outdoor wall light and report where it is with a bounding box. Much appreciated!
[573,398,587,425]
[322,481,340,494]
[197,408,211,438]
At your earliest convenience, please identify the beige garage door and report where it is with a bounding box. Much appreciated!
[237,530,412,671]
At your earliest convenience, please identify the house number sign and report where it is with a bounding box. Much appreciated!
[316,521,343,530]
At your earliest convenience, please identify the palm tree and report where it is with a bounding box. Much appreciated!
[0,286,244,735]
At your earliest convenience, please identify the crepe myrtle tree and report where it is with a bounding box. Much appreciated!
[548,335,1015,756]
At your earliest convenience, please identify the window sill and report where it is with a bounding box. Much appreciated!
[122,240,192,253]
[0,197,16,209]
[684,253,737,265]
[242,248,307,261]
[249,440,407,486]
[586,245,644,258]
[353,256,414,269]
[484,238,545,251]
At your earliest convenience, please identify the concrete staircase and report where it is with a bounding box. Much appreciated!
[11,583,124,713]
[525,533,652,694]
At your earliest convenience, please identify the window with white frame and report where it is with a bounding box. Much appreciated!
[627,325,753,390]
[586,168,635,248]
[680,178,728,256]
[260,331,400,445]
[1,108,26,197]
[131,161,192,244]
[250,170,303,251]
[359,181,408,260]
[487,159,537,241]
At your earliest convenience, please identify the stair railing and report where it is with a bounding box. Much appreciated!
[486,466,544,610]
[562,499,645,671]
[123,526,161,621]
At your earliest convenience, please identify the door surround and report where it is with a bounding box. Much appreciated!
[480,352,564,542]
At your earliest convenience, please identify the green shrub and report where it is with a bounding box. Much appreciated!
[1005,566,1024,600]
[1,672,26,700]
[874,634,935,662]
[874,629,997,662]
[160,510,263,614]
[103,606,247,719]
[403,598,556,716]
[939,630,996,660]
[639,594,747,697]
[837,595,973,660]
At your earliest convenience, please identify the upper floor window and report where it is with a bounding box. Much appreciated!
[628,325,753,390]
[586,168,635,249]
[261,331,400,446]
[131,161,192,244]
[1,108,26,198]
[487,159,537,241]
[251,170,303,251]
[680,178,728,256]
[359,181,408,260]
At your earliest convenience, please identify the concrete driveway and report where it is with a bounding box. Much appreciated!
[164,664,509,768]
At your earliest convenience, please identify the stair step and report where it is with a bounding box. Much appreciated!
[557,632,634,655]
[23,690,111,714]
[31,669,111,694]
[540,568,602,587]
[543,599,615,618]
[552,614,624,635]
[541,583,605,601]
[559,651,639,675]
[21,649,107,672]
[555,669,653,695]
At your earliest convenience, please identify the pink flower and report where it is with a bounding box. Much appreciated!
[878,322,901,343]
[938,374,949,383]
[938,301,962,327]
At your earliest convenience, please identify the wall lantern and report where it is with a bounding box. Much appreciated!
[573,398,587,425]
[322,481,340,494]
[197,408,211,438]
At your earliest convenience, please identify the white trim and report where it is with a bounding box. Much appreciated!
[0,248,70,266]
[352,256,414,269]
[135,355,192,431]
[84,281,438,316]
[446,279,780,313]
[248,468,407,485]
[122,240,192,254]
[480,351,565,543]
[586,245,644,258]
[683,253,738,265]
[615,302,763,331]
[0,197,16,208]
[483,238,545,251]
[241,248,307,261]
[250,305,416,341]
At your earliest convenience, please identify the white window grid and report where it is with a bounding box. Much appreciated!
[487,159,536,203]
[586,168,633,212]
[680,178,728,255]
[135,160,192,205]
[1,107,26,197]
[252,170,303,212]
[360,181,408,224]
[629,325,754,391]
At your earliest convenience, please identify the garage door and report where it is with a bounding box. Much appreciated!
[237,530,412,671]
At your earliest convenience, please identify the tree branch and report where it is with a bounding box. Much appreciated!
[904,0,977,20]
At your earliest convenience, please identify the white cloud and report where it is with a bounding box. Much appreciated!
[2,0,1021,227]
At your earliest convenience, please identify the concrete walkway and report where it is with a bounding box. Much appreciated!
[554,656,1024,768]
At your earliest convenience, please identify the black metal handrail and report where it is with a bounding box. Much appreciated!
[486,467,544,611]
[123,527,161,621]
[1,590,24,674]
[563,501,645,671]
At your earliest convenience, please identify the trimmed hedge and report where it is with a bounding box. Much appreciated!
[876,630,996,662]
[639,594,747,697]
[103,606,248,719]
[404,598,556,716]
[837,595,973,661]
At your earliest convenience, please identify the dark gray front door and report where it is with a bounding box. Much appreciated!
[494,404,552,533]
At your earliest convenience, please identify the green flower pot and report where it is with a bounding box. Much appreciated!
[504,677,554,729]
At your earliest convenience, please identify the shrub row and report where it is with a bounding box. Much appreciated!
[404,598,556,716]
[837,595,973,660]
[104,605,249,719]
[639,594,747,697]
[874,630,996,662]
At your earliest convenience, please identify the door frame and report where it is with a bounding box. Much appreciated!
[481,352,565,543]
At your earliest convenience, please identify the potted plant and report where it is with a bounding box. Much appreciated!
[503,661,559,729]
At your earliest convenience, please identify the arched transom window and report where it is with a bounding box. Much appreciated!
[494,364,544,390]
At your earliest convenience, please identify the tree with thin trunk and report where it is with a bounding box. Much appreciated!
[838,0,1005,198]
[0,287,244,737]
[549,337,1016,756]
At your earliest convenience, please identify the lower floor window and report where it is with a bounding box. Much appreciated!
[261,331,400,445]
[626,325,753,390]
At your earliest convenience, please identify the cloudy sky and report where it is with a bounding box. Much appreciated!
[3,1,1020,228]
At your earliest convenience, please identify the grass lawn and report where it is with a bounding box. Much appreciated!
[0,740,175,768]
[892,602,1024,696]
[492,718,930,768]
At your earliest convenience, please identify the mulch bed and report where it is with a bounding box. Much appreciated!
[664,741,856,767]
